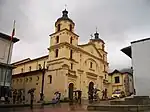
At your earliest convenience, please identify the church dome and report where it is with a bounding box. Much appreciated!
[55,9,75,26]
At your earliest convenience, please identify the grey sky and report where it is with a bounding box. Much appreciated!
[1,0,150,71]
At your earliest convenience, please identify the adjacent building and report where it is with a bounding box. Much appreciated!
[0,32,19,99]
[108,69,134,96]
[12,9,109,103]
[121,38,150,96]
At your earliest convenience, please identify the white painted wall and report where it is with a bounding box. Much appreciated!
[128,75,134,94]
[131,39,150,96]
[0,37,14,86]
[0,37,13,64]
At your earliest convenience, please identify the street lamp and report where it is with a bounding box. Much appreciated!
[39,61,48,101]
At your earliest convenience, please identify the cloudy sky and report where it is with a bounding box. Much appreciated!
[1,0,150,71]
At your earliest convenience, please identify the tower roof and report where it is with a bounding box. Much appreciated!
[55,9,75,26]
[94,32,99,39]
[93,31,104,42]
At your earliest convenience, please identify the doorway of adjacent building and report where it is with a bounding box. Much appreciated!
[68,83,74,101]
[88,81,94,100]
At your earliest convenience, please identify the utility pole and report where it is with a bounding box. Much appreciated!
[40,61,46,101]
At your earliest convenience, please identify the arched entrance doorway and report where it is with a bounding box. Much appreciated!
[88,82,94,101]
[68,83,74,101]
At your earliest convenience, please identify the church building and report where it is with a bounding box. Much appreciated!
[12,9,109,102]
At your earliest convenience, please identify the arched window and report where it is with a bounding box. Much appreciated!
[20,79,22,83]
[26,78,28,82]
[58,24,61,31]
[56,36,59,43]
[21,68,24,73]
[29,77,32,82]
[69,24,72,31]
[48,75,52,84]
[90,62,93,68]
[36,76,39,81]
[71,63,73,70]
[105,74,107,79]
[29,66,31,71]
[104,65,106,71]
[70,50,73,59]
[55,49,59,57]
[102,44,104,50]
[70,37,73,44]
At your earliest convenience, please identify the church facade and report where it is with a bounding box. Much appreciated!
[12,9,110,102]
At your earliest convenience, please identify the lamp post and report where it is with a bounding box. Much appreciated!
[39,61,47,101]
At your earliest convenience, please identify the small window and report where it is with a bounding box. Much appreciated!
[55,49,59,57]
[104,65,105,71]
[70,37,73,44]
[21,68,24,73]
[102,44,104,50]
[38,64,42,70]
[29,77,32,82]
[26,78,28,82]
[115,76,120,83]
[105,74,107,79]
[90,62,93,68]
[29,66,31,71]
[20,79,22,83]
[69,24,72,31]
[58,24,61,31]
[70,50,73,59]
[17,79,19,83]
[36,76,39,81]
[56,36,59,43]
[48,75,52,84]
[71,63,73,70]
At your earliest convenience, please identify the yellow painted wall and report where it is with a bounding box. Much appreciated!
[12,10,110,102]
[108,71,134,96]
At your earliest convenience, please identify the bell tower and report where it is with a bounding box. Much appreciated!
[48,9,79,61]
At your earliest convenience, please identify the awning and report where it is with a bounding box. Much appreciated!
[121,46,132,58]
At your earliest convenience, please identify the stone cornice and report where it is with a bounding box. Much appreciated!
[66,73,77,78]
[49,42,108,65]
[49,28,79,37]
[97,48,108,54]
[86,72,98,77]
[47,57,78,64]
[77,69,84,73]
[78,43,102,58]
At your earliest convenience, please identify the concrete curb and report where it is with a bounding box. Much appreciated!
[87,105,150,111]
[0,104,30,108]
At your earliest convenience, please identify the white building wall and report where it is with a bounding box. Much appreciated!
[0,37,13,64]
[128,75,134,94]
[131,39,150,96]
[0,37,14,86]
